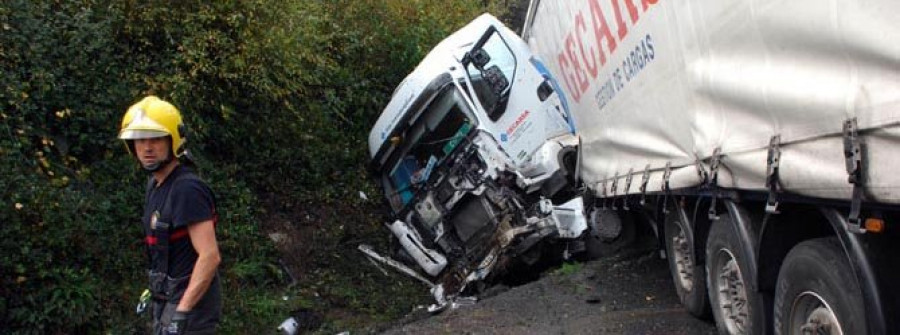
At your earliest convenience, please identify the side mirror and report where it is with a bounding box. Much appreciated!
[464,26,499,68]
[470,49,491,69]
[483,65,508,97]
[462,26,516,121]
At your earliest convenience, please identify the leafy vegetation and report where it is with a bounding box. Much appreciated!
[553,262,583,277]
[1,0,522,333]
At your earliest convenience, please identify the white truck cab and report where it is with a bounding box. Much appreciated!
[363,14,588,308]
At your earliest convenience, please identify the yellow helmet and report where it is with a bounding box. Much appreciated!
[118,96,186,157]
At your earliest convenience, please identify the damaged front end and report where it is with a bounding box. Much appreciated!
[363,104,586,309]
[362,14,587,310]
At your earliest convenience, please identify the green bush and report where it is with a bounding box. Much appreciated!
[1,0,515,333]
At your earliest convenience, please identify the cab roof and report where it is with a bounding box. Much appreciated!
[367,14,505,160]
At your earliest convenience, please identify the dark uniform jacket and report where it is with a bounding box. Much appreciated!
[143,165,221,331]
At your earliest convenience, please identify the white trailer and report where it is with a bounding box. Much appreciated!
[523,0,900,334]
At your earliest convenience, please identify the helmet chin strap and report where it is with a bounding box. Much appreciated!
[142,151,174,172]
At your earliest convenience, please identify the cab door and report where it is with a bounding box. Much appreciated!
[461,22,573,172]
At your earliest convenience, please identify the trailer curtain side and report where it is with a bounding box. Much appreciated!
[524,0,900,204]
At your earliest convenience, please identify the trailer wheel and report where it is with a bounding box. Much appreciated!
[773,238,866,335]
[582,209,635,260]
[706,218,765,334]
[665,207,710,318]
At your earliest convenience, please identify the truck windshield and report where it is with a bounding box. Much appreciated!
[383,86,476,211]
[464,27,516,121]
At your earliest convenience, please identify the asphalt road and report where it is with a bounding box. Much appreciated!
[380,244,718,335]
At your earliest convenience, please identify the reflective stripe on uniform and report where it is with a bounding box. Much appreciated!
[145,228,190,245]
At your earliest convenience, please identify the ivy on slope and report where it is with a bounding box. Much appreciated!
[0,0,514,333]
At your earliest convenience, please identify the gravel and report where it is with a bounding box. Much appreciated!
[379,243,717,335]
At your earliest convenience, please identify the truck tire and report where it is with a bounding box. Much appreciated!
[582,208,634,260]
[665,206,710,318]
[773,237,866,335]
[706,217,765,334]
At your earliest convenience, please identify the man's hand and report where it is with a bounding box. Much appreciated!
[165,311,188,335]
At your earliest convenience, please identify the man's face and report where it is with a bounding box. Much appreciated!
[133,137,171,169]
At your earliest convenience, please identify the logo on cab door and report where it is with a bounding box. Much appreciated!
[506,110,531,135]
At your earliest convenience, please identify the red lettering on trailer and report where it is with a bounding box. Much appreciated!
[565,35,591,93]
[589,0,618,67]
[610,0,630,39]
[575,13,599,78]
[557,53,583,102]
[623,0,641,25]
[555,0,660,103]
[642,0,659,11]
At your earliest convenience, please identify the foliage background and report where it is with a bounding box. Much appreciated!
[0,0,523,333]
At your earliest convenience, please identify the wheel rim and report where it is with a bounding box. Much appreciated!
[713,248,748,334]
[670,223,694,292]
[591,209,622,241]
[789,291,843,335]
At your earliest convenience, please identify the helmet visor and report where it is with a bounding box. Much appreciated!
[119,129,169,140]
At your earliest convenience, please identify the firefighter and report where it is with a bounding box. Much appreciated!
[119,96,222,334]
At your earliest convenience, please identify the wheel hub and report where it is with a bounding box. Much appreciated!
[791,292,842,335]
[714,249,748,334]
[671,226,694,291]
[591,209,622,241]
